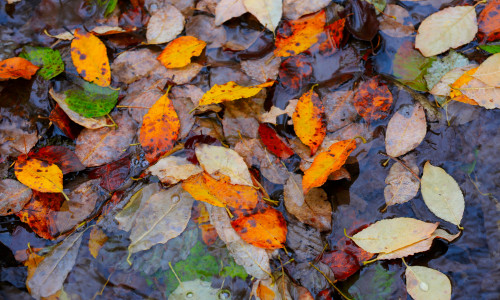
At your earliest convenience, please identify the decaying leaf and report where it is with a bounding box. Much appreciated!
[115,183,162,232]
[283,0,331,20]
[19,46,64,80]
[215,0,247,26]
[14,156,63,194]
[0,57,39,81]
[415,6,477,57]
[157,36,206,69]
[0,179,32,216]
[385,103,426,157]
[323,90,357,133]
[241,52,281,84]
[384,156,420,207]
[477,0,500,42]
[406,266,452,300]
[243,0,282,32]
[198,81,274,107]
[146,5,185,44]
[378,4,414,38]
[353,76,393,122]
[421,162,464,227]
[29,145,85,174]
[89,226,108,258]
[87,156,131,191]
[148,156,202,185]
[111,48,164,84]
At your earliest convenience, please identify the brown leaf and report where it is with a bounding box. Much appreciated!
[0,179,32,216]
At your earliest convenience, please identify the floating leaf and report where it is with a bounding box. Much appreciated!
[302,139,356,194]
[146,5,185,44]
[406,266,452,300]
[292,86,326,156]
[421,162,465,227]
[393,41,434,92]
[472,53,500,87]
[71,29,111,87]
[274,10,326,57]
[345,0,380,41]
[14,156,64,194]
[139,93,180,164]
[89,227,108,258]
[0,179,32,216]
[310,18,346,56]
[29,146,85,174]
[415,6,477,57]
[384,157,420,207]
[258,123,294,159]
[88,156,131,191]
[477,0,500,43]
[0,57,39,81]
[353,76,393,122]
[169,279,219,300]
[157,36,206,69]
[351,218,438,253]
[198,81,274,107]
[64,81,119,118]
[149,156,202,185]
[479,44,500,54]
[385,103,426,157]
[243,0,282,32]
[19,46,64,80]
[215,0,247,26]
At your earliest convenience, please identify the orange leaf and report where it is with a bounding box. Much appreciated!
[450,67,479,106]
[182,173,226,207]
[257,282,276,300]
[14,156,64,194]
[231,207,287,249]
[24,251,44,293]
[192,202,218,246]
[71,29,111,87]
[353,76,393,122]
[274,10,326,57]
[198,81,274,106]
[310,18,346,56]
[157,36,206,69]
[89,227,108,258]
[0,57,39,81]
[139,93,180,164]
[478,0,500,42]
[302,139,356,194]
[292,86,326,156]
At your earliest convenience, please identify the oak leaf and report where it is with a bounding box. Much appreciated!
[157,36,206,69]
[0,57,39,81]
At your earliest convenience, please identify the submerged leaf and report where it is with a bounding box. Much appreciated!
[384,157,420,206]
[477,0,500,42]
[353,76,393,122]
[19,46,64,80]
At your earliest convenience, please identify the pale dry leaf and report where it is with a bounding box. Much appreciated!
[283,0,331,20]
[259,100,298,124]
[241,52,281,84]
[215,0,248,26]
[430,64,477,96]
[460,77,500,109]
[384,156,420,206]
[111,48,163,84]
[185,15,227,49]
[146,5,185,44]
[243,0,282,32]
[421,162,464,227]
[164,63,203,85]
[472,53,500,87]
[378,4,415,38]
[115,183,162,232]
[148,156,202,185]
[415,6,477,57]
[406,266,452,300]
[0,114,38,159]
[170,279,219,299]
[0,179,32,216]
[90,26,125,35]
[385,103,426,157]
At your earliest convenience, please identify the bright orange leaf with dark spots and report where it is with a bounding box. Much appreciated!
[139,93,180,164]
[198,81,275,106]
[0,57,39,81]
[157,36,206,69]
[353,76,393,122]
[29,146,85,174]
[478,0,500,42]
[257,282,275,300]
[293,86,326,156]
[258,123,294,159]
[192,202,218,246]
[302,139,357,194]
[311,18,346,56]
[231,206,287,249]
[14,156,64,194]
[182,173,226,207]
[71,29,111,87]
[450,67,480,106]
[274,10,326,57]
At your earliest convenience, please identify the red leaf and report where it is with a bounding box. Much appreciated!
[353,76,393,122]
[29,146,85,174]
[49,104,82,140]
[88,156,131,191]
[258,123,294,159]
[320,250,360,281]
[478,0,500,42]
[278,54,313,92]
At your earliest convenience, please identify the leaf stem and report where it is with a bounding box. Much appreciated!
[309,262,353,300]
[379,152,421,183]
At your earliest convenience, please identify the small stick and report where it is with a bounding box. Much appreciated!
[379,152,421,183]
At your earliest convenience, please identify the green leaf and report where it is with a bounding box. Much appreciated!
[97,0,118,17]
[65,81,119,117]
[19,46,64,80]
[363,0,386,14]
[479,44,500,54]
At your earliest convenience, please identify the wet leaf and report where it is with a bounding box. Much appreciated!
[285,218,323,262]
[89,227,108,258]
[378,4,414,38]
[198,81,274,107]
[345,0,379,41]
[384,157,420,207]
[0,179,32,216]
[215,0,247,26]
[393,41,434,92]
[323,90,357,133]
[254,278,278,300]
[231,207,287,249]
[71,29,111,87]
[385,103,426,157]
[259,100,297,124]
[321,250,360,281]
[351,218,439,254]
[302,139,357,194]
[19,46,64,80]
[146,5,185,44]
[258,123,294,159]
[449,67,482,106]
[64,81,119,118]
[274,10,326,57]
[0,113,38,160]
[49,105,82,140]
[479,44,500,54]
[459,76,500,109]
[157,36,206,69]
[148,156,202,185]
[472,53,500,87]
[421,162,464,227]
[278,54,313,91]
[243,0,282,32]
[353,76,393,122]
[0,57,39,81]
[88,156,131,191]
[415,6,477,57]
[169,279,219,299]
[293,86,326,156]
[406,266,451,300]
[425,50,470,92]
[430,64,477,97]
[283,0,330,20]
[182,173,226,207]
[29,146,85,174]
[477,0,500,43]
[14,156,63,194]
[195,144,253,186]
[111,48,164,84]
[310,18,346,56]
[241,52,281,83]
[115,183,162,232]
[192,202,218,246]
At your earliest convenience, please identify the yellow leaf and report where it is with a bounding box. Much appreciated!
[89,227,108,258]
[198,81,274,107]
[14,156,64,194]
[406,266,451,300]
[472,53,500,87]
[157,36,206,69]
[182,173,226,207]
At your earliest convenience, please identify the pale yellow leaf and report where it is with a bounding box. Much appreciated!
[148,156,202,185]
[243,0,282,32]
[215,0,247,26]
[385,103,426,157]
[430,64,477,96]
[406,266,451,300]
[146,5,185,44]
[472,53,500,87]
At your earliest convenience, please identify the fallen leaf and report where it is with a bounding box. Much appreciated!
[157,36,206,69]
[29,146,85,174]
[274,10,326,57]
[459,76,500,109]
[169,279,220,299]
[385,103,426,157]
[477,0,500,42]
[351,218,439,254]
[24,251,44,293]
[14,156,63,194]
[425,50,470,92]
[276,274,314,300]
[0,57,39,81]
[231,206,287,249]
[215,0,247,26]
[254,278,278,300]
[64,81,119,118]
[284,174,331,232]
[115,183,162,232]
[243,0,282,32]
[320,250,360,281]
[89,227,108,258]
[0,179,32,216]
[430,64,477,97]
[71,29,111,87]
[384,156,420,207]
[449,67,480,106]
[472,53,500,87]
[393,41,434,92]
[198,81,274,107]
[259,100,297,124]
[27,230,84,299]
[195,144,253,186]
[146,5,185,44]
[192,202,218,246]
[139,92,180,164]
[19,46,64,80]
[415,6,477,57]
[111,48,164,84]
[185,14,227,49]
[406,266,451,300]
[479,44,500,54]
[148,156,202,185]
[291,261,336,295]
[323,90,357,133]
[283,0,331,20]
[88,156,131,191]
[182,173,226,207]
[293,86,326,156]
[421,162,464,227]
[0,112,38,160]
[353,76,393,122]
[278,54,314,91]
[302,139,357,194]
[378,4,415,38]
[285,218,324,262]
[241,52,281,84]
[49,105,82,140]
[310,18,346,56]
[258,123,294,159]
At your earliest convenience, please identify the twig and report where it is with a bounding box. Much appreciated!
[379,152,421,183]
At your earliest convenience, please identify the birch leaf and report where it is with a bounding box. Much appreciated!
[243,0,282,32]
[148,156,202,185]
[384,156,420,206]
[406,266,452,300]
[146,5,185,44]
[415,6,478,57]
[385,103,426,158]
[421,162,465,227]
[351,218,439,253]
[215,0,247,26]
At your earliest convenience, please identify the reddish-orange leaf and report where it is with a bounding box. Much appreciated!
[88,156,131,191]
[14,156,64,194]
[274,10,326,57]
[157,36,206,69]
[353,76,393,122]
[0,57,39,81]
[310,18,346,56]
[139,93,180,164]
[192,202,218,246]
[258,123,294,159]
[292,86,326,156]
[71,29,111,87]
[302,139,357,194]
[450,67,480,106]
[29,146,85,174]
[478,0,500,42]
[231,207,287,249]
[49,104,82,140]
[278,54,314,91]
[257,282,275,300]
